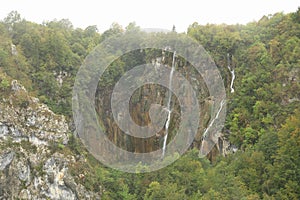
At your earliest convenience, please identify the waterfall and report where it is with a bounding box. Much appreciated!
[11,43,18,56]
[228,68,235,93]
[162,51,176,158]
[202,99,226,138]
[227,53,235,93]
[200,99,226,157]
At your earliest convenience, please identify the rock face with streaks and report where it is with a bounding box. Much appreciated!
[94,51,219,160]
[0,80,100,199]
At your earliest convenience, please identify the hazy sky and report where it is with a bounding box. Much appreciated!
[1,0,299,32]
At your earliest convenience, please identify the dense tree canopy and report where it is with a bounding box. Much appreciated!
[0,8,299,199]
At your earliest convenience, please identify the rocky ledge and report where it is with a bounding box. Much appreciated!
[0,80,100,199]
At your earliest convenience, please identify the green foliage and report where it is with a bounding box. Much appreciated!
[12,90,30,108]
[0,73,10,92]
[0,9,299,199]
[20,140,37,154]
[0,13,100,117]
[144,181,187,200]
[270,110,300,198]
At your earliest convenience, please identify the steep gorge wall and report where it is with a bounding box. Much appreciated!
[0,80,100,199]
[94,51,215,158]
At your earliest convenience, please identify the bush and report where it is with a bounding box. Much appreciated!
[13,90,30,108]
[0,72,10,92]
[0,78,10,91]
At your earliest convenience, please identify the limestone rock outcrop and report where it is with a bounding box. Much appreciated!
[0,80,100,199]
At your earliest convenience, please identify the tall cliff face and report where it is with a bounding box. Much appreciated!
[94,50,215,157]
[0,80,100,199]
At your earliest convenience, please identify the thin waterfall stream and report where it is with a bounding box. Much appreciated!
[199,98,226,156]
[162,51,176,158]
[202,99,226,138]
[227,53,235,93]
[199,54,231,156]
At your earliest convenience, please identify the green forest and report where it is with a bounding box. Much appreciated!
[0,8,299,199]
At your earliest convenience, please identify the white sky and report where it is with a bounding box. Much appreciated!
[0,0,299,33]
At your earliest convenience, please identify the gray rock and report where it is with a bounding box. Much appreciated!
[26,115,36,126]
[29,135,47,146]
[0,152,15,170]
[0,82,100,199]
[17,161,31,184]
[19,189,32,199]
[9,126,22,137]
[11,80,26,92]
[47,185,77,200]
[0,124,9,137]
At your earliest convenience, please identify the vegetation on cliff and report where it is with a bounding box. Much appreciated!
[0,8,299,199]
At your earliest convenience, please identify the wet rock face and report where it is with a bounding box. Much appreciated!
[94,52,211,157]
[0,81,100,199]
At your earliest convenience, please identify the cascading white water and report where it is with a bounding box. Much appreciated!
[228,67,235,93]
[227,53,235,93]
[162,51,176,158]
[202,99,226,138]
[199,54,232,156]
[199,98,226,157]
